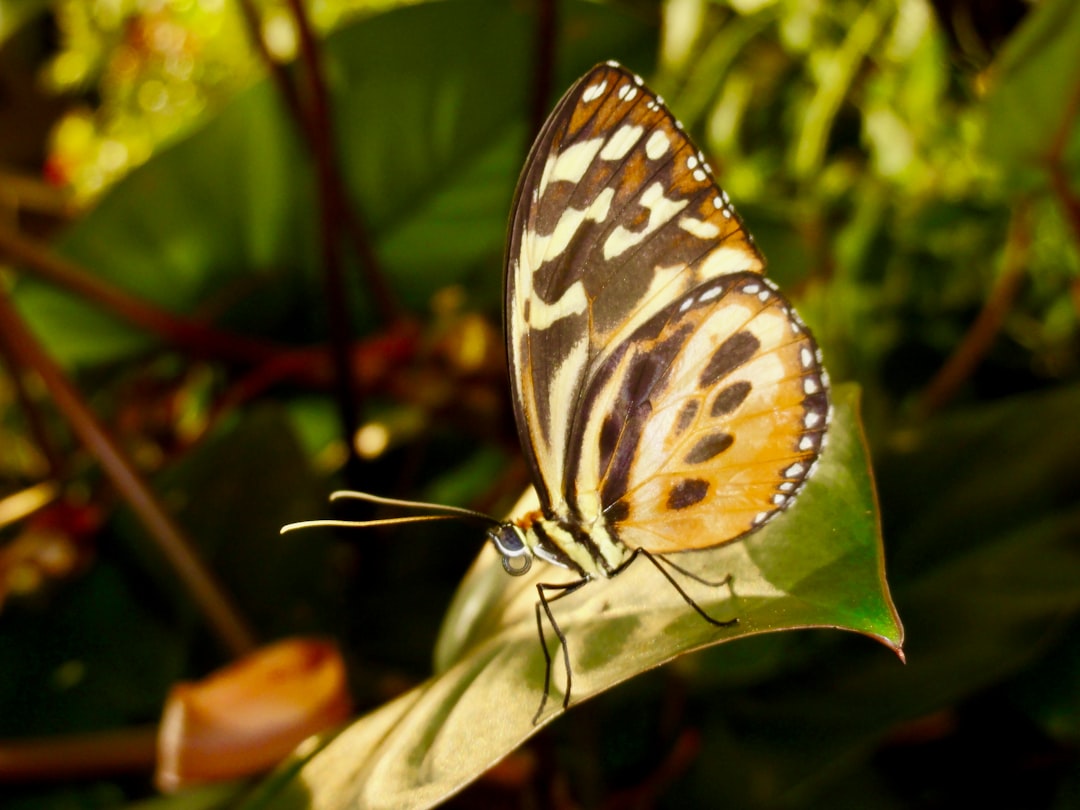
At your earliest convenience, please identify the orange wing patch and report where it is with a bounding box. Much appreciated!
[589,274,828,554]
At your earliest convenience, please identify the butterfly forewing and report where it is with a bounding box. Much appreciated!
[507,62,767,517]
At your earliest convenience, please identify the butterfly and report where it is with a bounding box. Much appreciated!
[283,61,830,724]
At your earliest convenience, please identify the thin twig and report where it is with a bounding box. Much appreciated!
[284,0,361,462]
[0,288,257,657]
[529,0,558,140]
[918,201,1031,416]
[286,3,399,324]
[238,0,399,325]
[235,0,311,142]
[0,323,64,477]
[0,226,281,366]
[1046,74,1080,246]
[0,726,157,782]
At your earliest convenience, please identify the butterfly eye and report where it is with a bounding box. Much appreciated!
[490,525,533,576]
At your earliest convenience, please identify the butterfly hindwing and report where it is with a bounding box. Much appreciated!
[506,62,766,519]
[567,272,829,554]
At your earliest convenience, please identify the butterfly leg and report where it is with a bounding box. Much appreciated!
[533,577,590,724]
[628,549,738,629]
[652,553,735,590]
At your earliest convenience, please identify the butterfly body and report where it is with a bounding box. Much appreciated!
[494,62,830,718]
[501,62,829,566]
[285,61,831,723]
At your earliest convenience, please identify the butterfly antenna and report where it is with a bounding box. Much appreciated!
[279,490,502,535]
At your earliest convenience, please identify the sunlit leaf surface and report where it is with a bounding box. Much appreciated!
[246,384,901,810]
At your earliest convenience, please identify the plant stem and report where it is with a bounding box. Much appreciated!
[0,288,257,657]
[1046,71,1080,246]
[529,0,558,140]
[0,226,281,366]
[918,201,1031,416]
[285,0,361,466]
[0,726,157,782]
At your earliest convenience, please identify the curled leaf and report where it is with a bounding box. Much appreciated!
[156,638,352,792]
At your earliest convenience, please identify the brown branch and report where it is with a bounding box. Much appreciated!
[918,201,1031,416]
[529,0,559,141]
[1045,71,1080,246]
[284,0,361,462]
[1049,166,1080,244]
[0,324,65,478]
[0,288,257,657]
[235,0,312,144]
[0,726,157,782]
[238,0,399,327]
[285,0,399,325]
[0,226,282,366]
[238,0,411,465]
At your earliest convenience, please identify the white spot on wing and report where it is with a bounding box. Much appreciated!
[698,285,723,302]
[582,80,608,103]
[524,187,615,269]
[538,137,605,200]
[600,125,644,161]
[524,279,588,329]
[645,130,670,160]
[697,245,760,279]
[603,182,688,260]
[679,217,721,239]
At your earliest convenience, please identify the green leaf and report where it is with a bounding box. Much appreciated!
[869,382,1080,718]
[982,0,1080,180]
[0,562,183,736]
[112,404,336,639]
[0,0,50,43]
[650,383,1080,805]
[12,0,656,366]
[124,783,247,810]
[243,383,901,810]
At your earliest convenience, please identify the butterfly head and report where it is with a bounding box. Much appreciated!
[489,523,534,576]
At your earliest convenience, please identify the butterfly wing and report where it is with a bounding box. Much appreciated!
[506,62,764,519]
[568,271,829,553]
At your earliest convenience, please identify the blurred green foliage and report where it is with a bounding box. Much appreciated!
[1,0,1079,807]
